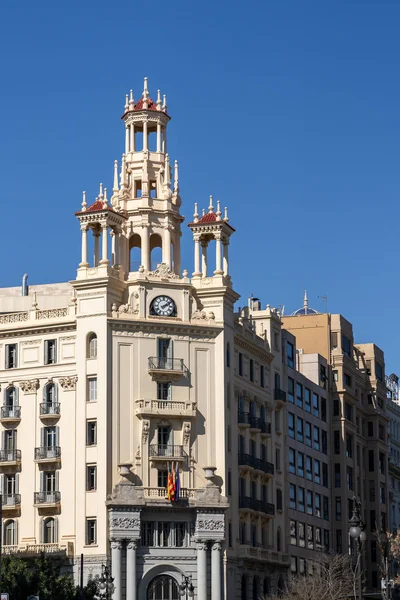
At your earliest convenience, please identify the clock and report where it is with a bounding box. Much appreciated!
[150,295,177,317]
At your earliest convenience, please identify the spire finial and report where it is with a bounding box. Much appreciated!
[124,94,129,112]
[81,191,87,212]
[165,154,171,185]
[216,200,222,221]
[303,290,309,312]
[157,89,162,110]
[162,94,167,111]
[223,206,229,222]
[193,203,199,223]
[208,195,214,213]
[99,183,104,200]
[113,160,119,193]
[202,208,206,216]
[121,154,127,188]
[174,160,179,193]
[103,188,108,208]
[129,89,134,109]
[143,77,149,109]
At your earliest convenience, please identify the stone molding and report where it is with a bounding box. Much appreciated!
[19,379,40,394]
[59,376,78,391]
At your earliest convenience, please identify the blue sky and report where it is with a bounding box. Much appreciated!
[1,1,399,372]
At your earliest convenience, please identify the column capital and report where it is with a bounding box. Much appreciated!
[196,541,209,550]
[212,541,222,551]
[80,224,89,232]
[110,539,123,550]
[127,539,139,550]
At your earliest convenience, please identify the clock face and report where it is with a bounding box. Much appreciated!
[151,295,177,317]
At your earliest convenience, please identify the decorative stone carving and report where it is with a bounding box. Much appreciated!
[108,507,142,539]
[198,519,225,532]
[183,422,191,445]
[212,541,222,551]
[148,262,179,279]
[110,517,140,530]
[59,376,78,391]
[118,303,134,314]
[19,379,40,394]
[196,542,209,550]
[191,310,216,321]
[142,420,150,443]
[107,482,145,506]
[110,539,123,550]
[126,540,139,550]
[195,511,226,541]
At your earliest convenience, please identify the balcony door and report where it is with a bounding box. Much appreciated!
[158,427,173,456]
[157,339,173,369]
[43,427,57,448]
[3,430,16,458]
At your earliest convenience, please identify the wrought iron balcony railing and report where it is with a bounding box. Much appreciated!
[239,496,275,515]
[274,389,287,402]
[149,444,186,459]
[238,453,275,475]
[148,357,185,371]
[40,403,61,416]
[2,494,21,507]
[34,491,61,505]
[0,406,21,419]
[34,446,61,460]
[0,449,21,462]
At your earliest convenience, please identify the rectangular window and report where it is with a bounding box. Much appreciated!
[296,383,303,408]
[323,529,330,551]
[227,470,232,495]
[379,452,385,475]
[307,490,313,515]
[344,373,352,387]
[238,353,243,376]
[287,342,295,368]
[86,519,97,545]
[297,452,304,477]
[88,378,97,402]
[288,413,295,439]
[297,487,305,512]
[249,359,254,382]
[288,378,294,403]
[336,529,342,553]
[307,524,314,549]
[298,522,305,547]
[375,361,384,382]
[346,434,353,458]
[342,334,351,357]
[290,520,297,545]
[323,496,329,520]
[315,493,321,518]
[380,485,386,504]
[86,465,97,491]
[141,522,154,546]
[345,403,353,421]
[305,422,312,447]
[175,523,186,547]
[336,497,342,521]
[369,450,375,472]
[333,398,340,416]
[306,456,312,481]
[158,470,168,488]
[312,393,319,417]
[368,421,374,436]
[314,459,321,485]
[260,366,264,388]
[321,397,327,421]
[157,522,171,547]
[86,420,97,446]
[5,344,17,369]
[289,484,296,509]
[335,464,341,487]
[289,448,296,474]
[297,417,304,443]
[379,424,385,441]
[369,480,375,502]
[44,339,57,365]
[322,463,328,487]
[321,430,327,454]
[157,382,172,400]
[371,540,377,563]
[347,466,353,490]
[313,426,320,451]
[334,430,340,454]
[291,556,297,573]
[304,388,311,413]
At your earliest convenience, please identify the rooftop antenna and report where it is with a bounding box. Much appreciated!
[318,295,328,313]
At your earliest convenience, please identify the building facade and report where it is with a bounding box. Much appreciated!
[387,374,400,533]
[0,79,290,600]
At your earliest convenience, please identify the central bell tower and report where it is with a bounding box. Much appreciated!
[112,77,183,278]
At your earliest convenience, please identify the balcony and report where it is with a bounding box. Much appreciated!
[135,399,196,419]
[34,491,61,508]
[148,357,186,380]
[260,421,272,435]
[149,444,187,462]
[274,389,286,407]
[143,487,194,502]
[34,446,61,463]
[238,453,274,476]
[0,406,21,424]
[238,545,290,566]
[39,403,61,421]
[239,496,275,516]
[2,494,21,511]
[3,542,73,557]
[0,449,21,467]
[238,412,271,434]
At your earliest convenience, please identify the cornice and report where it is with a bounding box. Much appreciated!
[0,323,76,340]
[110,319,222,339]
[234,335,274,365]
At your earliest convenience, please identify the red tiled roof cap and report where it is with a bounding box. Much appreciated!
[197,211,217,223]
[133,97,161,113]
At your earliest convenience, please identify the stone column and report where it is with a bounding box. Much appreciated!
[126,540,138,600]
[80,226,89,267]
[214,234,223,275]
[211,542,222,600]
[201,241,208,277]
[197,541,208,600]
[157,122,161,152]
[130,124,135,153]
[110,230,116,266]
[125,126,130,154]
[174,235,181,275]
[111,539,122,600]
[94,233,100,267]
[223,240,229,276]
[193,235,201,277]
[163,228,171,268]
[100,224,109,265]
[143,121,148,151]
[141,226,149,270]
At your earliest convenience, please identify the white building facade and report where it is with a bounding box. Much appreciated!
[0,79,289,600]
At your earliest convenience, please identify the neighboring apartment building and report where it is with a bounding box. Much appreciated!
[387,374,400,532]
[0,79,289,600]
[283,305,389,594]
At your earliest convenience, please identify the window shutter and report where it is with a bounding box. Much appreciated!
[55,470,59,491]
[5,345,9,369]
[54,517,59,543]
[43,384,47,404]
[53,340,57,363]
[1,430,4,451]
[16,473,19,494]
[14,387,18,407]
[54,383,58,404]
[167,339,174,360]
[40,428,44,448]
[14,519,18,546]
[168,427,173,446]
[56,426,60,446]
[13,430,17,450]
[44,340,49,365]
[40,471,44,493]
[40,518,44,543]
[167,384,172,401]
[0,474,4,496]
[14,345,18,368]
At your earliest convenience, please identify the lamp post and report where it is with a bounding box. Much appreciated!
[179,575,194,599]
[98,563,115,600]
[349,496,367,600]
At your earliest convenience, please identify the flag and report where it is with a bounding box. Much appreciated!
[172,462,176,500]
[167,464,175,501]
[175,462,180,501]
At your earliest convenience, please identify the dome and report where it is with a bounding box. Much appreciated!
[291,291,320,316]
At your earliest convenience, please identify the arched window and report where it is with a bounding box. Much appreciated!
[263,577,271,596]
[253,576,259,600]
[44,383,57,407]
[277,527,282,552]
[87,333,97,359]
[147,575,179,600]
[4,520,17,546]
[43,517,57,544]
[150,233,163,271]
[276,488,283,511]
[241,575,248,600]
[129,233,141,272]
[5,386,16,408]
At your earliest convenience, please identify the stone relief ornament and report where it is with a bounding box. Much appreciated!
[142,420,150,443]
[197,519,225,531]
[183,422,191,445]
[191,310,216,321]
[19,379,40,394]
[59,376,78,391]
[110,517,140,530]
[118,303,134,314]
[148,262,179,279]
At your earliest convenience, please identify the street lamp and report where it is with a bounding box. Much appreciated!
[179,575,194,599]
[349,497,366,600]
[98,564,115,600]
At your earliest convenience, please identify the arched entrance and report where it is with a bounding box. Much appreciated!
[147,575,179,600]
